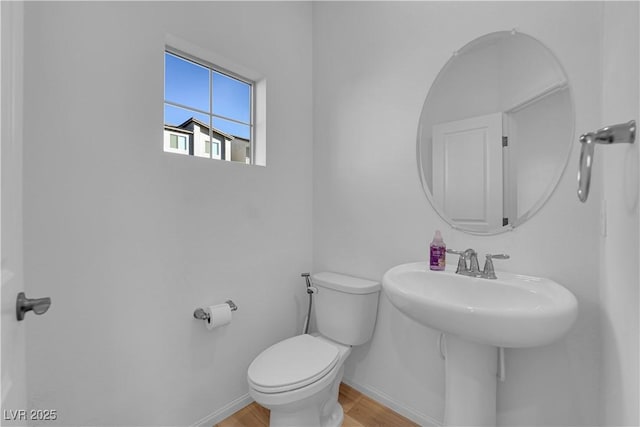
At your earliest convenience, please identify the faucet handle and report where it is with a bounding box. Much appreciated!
[483,254,510,279]
[446,249,467,273]
[446,249,465,256]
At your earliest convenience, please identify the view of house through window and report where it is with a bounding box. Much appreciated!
[163,50,253,164]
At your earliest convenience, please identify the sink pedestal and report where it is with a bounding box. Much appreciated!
[444,334,498,426]
[382,262,578,427]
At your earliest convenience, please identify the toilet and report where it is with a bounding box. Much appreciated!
[247,272,381,427]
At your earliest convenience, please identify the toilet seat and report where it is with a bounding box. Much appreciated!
[248,334,340,394]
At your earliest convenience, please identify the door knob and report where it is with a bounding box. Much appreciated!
[16,292,51,321]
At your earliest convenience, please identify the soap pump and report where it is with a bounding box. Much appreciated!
[430,230,446,271]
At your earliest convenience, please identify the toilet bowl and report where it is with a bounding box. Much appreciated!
[247,272,380,427]
[248,334,350,427]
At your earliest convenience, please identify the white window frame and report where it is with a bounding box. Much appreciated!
[164,34,267,166]
[171,134,187,151]
[203,138,221,159]
[164,131,190,155]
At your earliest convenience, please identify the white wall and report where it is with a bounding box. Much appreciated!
[22,2,312,426]
[600,2,639,425]
[313,2,604,425]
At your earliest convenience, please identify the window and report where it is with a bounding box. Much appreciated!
[205,140,220,157]
[170,134,187,150]
[163,49,254,164]
[164,131,190,155]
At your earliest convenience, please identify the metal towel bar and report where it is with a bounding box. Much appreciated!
[577,120,635,202]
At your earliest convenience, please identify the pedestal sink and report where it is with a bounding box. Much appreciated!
[382,262,578,426]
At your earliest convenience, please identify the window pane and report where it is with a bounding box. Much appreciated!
[213,117,251,140]
[164,104,209,127]
[212,71,251,124]
[178,135,187,151]
[165,52,210,112]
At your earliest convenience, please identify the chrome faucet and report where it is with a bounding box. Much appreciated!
[446,248,479,275]
[464,249,481,276]
[446,248,510,279]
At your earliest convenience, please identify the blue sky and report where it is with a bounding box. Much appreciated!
[164,52,251,139]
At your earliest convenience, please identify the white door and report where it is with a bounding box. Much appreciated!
[1,1,28,420]
[432,112,504,231]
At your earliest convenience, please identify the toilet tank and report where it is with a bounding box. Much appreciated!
[311,272,381,346]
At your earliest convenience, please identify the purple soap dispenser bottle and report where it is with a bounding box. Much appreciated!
[429,230,446,271]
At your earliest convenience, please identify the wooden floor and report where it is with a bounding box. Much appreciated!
[214,383,419,427]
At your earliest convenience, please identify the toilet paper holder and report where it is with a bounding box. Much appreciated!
[193,300,238,321]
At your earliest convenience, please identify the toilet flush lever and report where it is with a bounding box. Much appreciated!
[16,292,51,321]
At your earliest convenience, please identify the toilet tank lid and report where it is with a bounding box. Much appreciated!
[311,272,381,295]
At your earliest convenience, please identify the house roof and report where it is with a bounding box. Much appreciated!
[163,124,193,135]
[175,117,236,140]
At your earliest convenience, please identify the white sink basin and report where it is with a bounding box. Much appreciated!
[382,262,578,348]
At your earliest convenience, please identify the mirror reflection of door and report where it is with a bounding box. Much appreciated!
[432,112,504,231]
[417,31,574,234]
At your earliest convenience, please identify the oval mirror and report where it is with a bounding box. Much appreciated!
[417,31,574,234]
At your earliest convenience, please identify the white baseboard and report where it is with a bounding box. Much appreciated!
[191,393,253,427]
[341,378,443,427]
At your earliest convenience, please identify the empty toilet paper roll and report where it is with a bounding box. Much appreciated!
[204,304,232,330]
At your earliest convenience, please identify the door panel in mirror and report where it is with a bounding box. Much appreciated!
[432,113,504,231]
